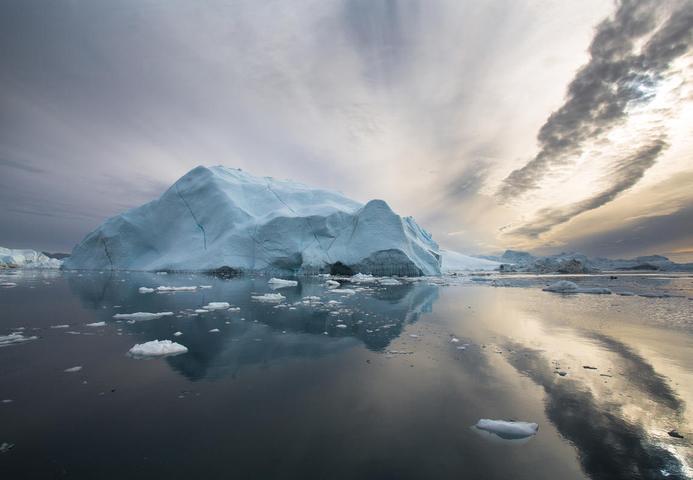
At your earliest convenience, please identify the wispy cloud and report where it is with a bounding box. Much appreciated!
[497,0,693,201]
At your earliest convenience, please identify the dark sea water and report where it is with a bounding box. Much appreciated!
[0,270,691,479]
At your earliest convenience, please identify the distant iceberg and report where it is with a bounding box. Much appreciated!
[0,247,63,269]
[128,340,188,358]
[64,166,441,276]
[475,419,539,439]
[440,250,500,272]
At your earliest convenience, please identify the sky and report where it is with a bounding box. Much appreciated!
[1,0,692,260]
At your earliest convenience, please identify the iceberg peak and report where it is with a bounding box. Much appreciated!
[64,166,441,275]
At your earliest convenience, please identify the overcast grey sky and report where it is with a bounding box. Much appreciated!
[1,0,692,259]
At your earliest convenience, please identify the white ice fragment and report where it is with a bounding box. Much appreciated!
[202,302,231,310]
[378,277,402,286]
[128,340,188,358]
[64,366,82,373]
[350,273,377,283]
[474,419,538,439]
[336,324,347,329]
[325,280,340,289]
[268,278,298,288]
[138,287,155,293]
[329,289,356,295]
[86,322,106,327]
[173,331,183,336]
[209,328,220,333]
[112,312,174,321]
[199,285,212,289]
[0,282,17,287]
[0,333,38,347]
[251,293,285,302]
[543,281,611,294]
[156,286,197,292]
[50,325,70,329]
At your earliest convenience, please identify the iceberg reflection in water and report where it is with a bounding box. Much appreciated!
[0,270,690,479]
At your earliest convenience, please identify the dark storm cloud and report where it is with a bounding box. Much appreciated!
[510,139,667,237]
[496,0,693,201]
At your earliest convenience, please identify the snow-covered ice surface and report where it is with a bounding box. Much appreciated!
[128,340,188,358]
[474,419,539,439]
[64,166,441,275]
[0,247,63,269]
[251,293,285,302]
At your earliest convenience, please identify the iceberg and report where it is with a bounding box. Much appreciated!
[0,247,63,269]
[440,250,500,272]
[63,166,441,275]
[128,340,188,358]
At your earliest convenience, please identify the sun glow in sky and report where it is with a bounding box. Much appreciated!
[1,0,691,259]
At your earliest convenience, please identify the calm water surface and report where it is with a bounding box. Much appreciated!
[1,270,691,479]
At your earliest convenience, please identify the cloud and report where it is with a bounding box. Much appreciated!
[0,157,45,174]
[496,0,693,201]
[509,139,667,237]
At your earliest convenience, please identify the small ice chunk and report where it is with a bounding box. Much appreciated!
[378,277,402,286]
[138,287,155,293]
[112,312,174,321]
[209,328,220,333]
[336,324,347,329]
[0,333,38,347]
[173,331,183,336]
[0,282,17,287]
[543,281,610,294]
[350,273,376,283]
[475,419,539,439]
[50,324,70,329]
[199,285,212,289]
[156,286,197,292]
[202,302,231,310]
[451,337,460,343]
[128,340,188,358]
[86,321,106,327]
[64,366,82,373]
[325,280,340,289]
[268,278,298,288]
[329,289,356,295]
[251,293,285,302]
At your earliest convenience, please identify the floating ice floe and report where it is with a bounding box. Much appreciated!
[112,312,174,321]
[378,277,402,286]
[0,282,17,288]
[202,302,231,310]
[138,287,155,293]
[173,331,182,336]
[209,328,220,333]
[251,293,285,302]
[325,280,340,288]
[335,324,348,329]
[156,286,198,292]
[50,324,70,329]
[86,322,106,327]
[199,285,212,289]
[350,273,377,283]
[64,366,82,373]
[0,333,38,347]
[128,340,188,358]
[474,419,539,440]
[268,278,298,288]
[542,281,611,294]
[329,288,356,295]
